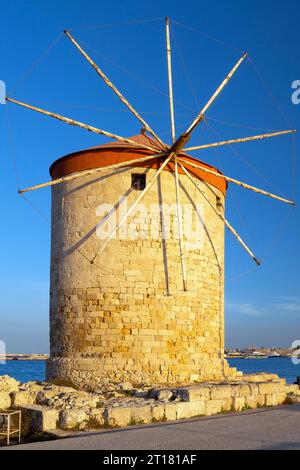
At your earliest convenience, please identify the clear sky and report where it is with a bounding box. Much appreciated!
[0,0,299,353]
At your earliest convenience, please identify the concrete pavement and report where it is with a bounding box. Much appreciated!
[4,404,300,450]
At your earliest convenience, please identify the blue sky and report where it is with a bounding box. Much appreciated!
[0,0,299,353]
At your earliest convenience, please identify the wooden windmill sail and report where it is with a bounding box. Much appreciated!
[6,17,296,288]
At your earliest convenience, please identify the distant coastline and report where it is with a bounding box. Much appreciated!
[0,354,49,361]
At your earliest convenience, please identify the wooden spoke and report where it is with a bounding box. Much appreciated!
[184,129,296,152]
[185,53,247,136]
[6,97,159,153]
[177,157,295,206]
[179,162,261,265]
[64,30,167,148]
[90,154,173,263]
[18,152,167,194]
[166,17,176,143]
[174,156,187,289]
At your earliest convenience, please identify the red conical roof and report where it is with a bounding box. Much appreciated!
[49,129,227,195]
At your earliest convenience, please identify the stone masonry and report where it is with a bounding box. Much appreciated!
[46,160,232,390]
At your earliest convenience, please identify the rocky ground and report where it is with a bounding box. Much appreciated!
[0,374,300,437]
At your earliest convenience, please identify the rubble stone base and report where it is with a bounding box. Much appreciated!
[13,373,300,432]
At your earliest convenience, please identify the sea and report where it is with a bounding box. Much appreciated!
[0,357,299,384]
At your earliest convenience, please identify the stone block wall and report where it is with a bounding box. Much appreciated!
[46,164,227,389]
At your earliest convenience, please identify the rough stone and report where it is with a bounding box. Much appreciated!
[210,385,232,400]
[205,399,223,416]
[151,403,166,421]
[178,386,211,402]
[59,409,88,430]
[119,382,134,392]
[150,389,173,401]
[105,406,132,427]
[232,397,245,412]
[175,401,205,419]
[131,405,152,424]
[163,402,177,421]
[0,392,11,410]
[10,390,38,407]
[22,405,59,432]
[46,165,228,389]
[88,408,105,427]
[0,375,19,393]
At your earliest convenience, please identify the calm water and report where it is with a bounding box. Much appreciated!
[0,357,299,384]
[0,360,46,383]
[228,357,300,384]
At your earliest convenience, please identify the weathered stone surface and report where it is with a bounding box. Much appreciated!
[286,384,300,395]
[11,390,38,407]
[210,385,232,400]
[244,395,258,408]
[105,407,132,427]
[59,409,88,430]
[236,384,251,397]
[119,382,134,392]
[232,397,245,412]
[151,404,165,421]
[19,381,44,392]
[131,405,152,424]
[164,402,177,421]
[0,373,294,432]
[178,386,211,402]
[47,166,227,389]
[149,389,173,401]
[22,405,59,432]
[205,399,223,416]
[256,394,266,407]
[88,408,105,427]
[0,375,19,393]
[175,401,206,419]
[0,392,11,409]
[258,381,281,395]
[221,397,233,412]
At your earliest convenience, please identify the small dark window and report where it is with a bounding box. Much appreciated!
[131,174,146,190]
[216,196,223,210]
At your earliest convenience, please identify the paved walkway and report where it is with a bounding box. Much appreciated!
[4,404,300,450]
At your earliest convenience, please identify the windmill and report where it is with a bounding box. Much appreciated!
[5,18,296,388]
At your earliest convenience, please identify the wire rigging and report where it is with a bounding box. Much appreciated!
[4,108,50,224]
[9,33,63,95]
[4,16,296,281]
[170,19,243,53]
[68,17,164,32]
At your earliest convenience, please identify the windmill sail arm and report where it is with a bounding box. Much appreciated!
[90,154,173,264]
[64,30,167,149]
[166,17,176,143]
[179,162,260,265]
[18,152,168,194]
[177,157,295,206]
[6,97,159,153]
[174,156,187,290]
[183,129,296,152]
[185,52,247,136]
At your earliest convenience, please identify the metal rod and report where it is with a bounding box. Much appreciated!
[64,30,167,148]
[185,52,247,135]
[179,162,260,265]
[177,157,295,206]
[184,129,296,152]
[18,152,167,194]
[91,154,173,263]
[174,155,187,289]
[6,97,159,153]
[166,17,176,143]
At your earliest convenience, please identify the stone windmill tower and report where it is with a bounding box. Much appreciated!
[6,19,295,390]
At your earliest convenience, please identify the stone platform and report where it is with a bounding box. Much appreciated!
[1,373,299,435]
